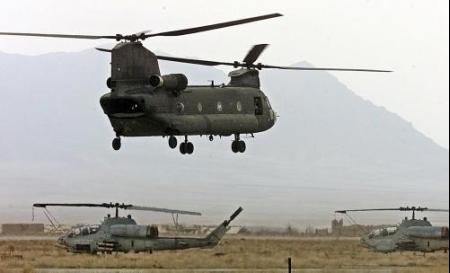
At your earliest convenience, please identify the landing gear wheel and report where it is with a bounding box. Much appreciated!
[231,141,239,153]
[186,142,194,154]
[238,141,246,153]
[179,142,187,155]
[112,138,121,151]
[209,135,214,141]
[168,136,177,149]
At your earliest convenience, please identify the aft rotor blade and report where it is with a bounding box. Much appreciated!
[260,64,392,73]
[0,32,116,40]
[129,206,201,216]
[157,54,392,73]
[146,13,282,37]
[243,44,269,65]
[156,55,235,66]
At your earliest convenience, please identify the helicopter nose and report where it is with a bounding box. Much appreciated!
[360,236,369,248]
[57,236,66,246]
[270,109,278,124]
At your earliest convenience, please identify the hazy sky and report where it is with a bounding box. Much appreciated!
[1,0,449,148]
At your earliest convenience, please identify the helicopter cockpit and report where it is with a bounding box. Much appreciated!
[67,225,100,237]
[368,226,398,239]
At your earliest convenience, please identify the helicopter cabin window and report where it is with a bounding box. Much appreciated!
[236,101,243,112]
[217,101,223,112]
[254,97,263,115]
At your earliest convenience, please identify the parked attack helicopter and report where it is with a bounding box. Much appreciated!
[0,13,391,154]
[336,206,449,253]
[33,202,243,254]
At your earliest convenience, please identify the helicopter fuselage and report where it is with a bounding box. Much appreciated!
[58,208,241,254]
[100,85,276,137]
[361,219,449,253]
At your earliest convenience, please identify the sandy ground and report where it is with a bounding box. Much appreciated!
[0,236,448,273]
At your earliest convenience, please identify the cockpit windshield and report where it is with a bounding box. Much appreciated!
[368,226,398,238]
[68,225,100,237]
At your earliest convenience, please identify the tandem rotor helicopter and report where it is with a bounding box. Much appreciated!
[33,202,243,254]
[0,13,391,154]
[336,206,449,253]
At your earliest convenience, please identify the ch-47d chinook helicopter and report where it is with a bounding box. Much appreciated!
[0,13,391,154]
[33,202,243,254]
[336,206,449,253]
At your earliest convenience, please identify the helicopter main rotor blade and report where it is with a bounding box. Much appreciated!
[33,203,114,208]
[424,209,450,212]
[243,44,269,65]
[0,32,116,40]
[260,64,392,73]
[146,13,282,38]
[336,208,404,214]
[33,203,201,216]
[336,207,449,214]
[0,14,282,41]
[156,55,235,66]
[128,206,201,216]
[156,54,392,73]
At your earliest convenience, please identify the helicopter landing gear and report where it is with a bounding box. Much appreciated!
[168,136,177,149]
[112,137,121,151]
[231,134,246,153]
[180,136,194,155]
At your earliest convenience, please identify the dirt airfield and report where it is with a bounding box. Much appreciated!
[0,236,448,273]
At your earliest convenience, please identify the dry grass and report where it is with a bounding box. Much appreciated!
[0,236,448,272]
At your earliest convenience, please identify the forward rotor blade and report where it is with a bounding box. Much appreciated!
[243,44,269,65]
[146,13,282,37]
[0,32,116,40]
[128,206,201,216]
[260,64,392,73]
[156,55,235,66]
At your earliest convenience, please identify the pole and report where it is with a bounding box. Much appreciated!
[288,257,292,273]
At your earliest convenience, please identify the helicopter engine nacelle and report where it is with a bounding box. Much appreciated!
[110,224,159,239]
[149,74,188,91]
[406,226,449,239]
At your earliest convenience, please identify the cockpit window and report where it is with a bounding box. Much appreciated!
[264,97,272,109]
[369,226,398,238]
[101,98,144,115]
[68,225,100,237]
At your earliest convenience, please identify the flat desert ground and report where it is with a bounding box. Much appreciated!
[0,236,448,273]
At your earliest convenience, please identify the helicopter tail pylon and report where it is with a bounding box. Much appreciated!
[204,207,243,247]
